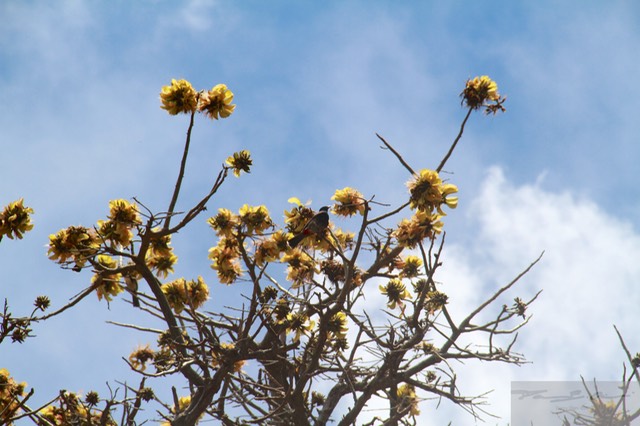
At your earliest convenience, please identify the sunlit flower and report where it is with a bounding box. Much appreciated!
[160,79,197,115]
[198,84,236,119]
[407,169,457,214]
[379,279,411,310]
[331,187,366,216]
[207,208,239,238]
[0,198,34,240]
[225,150,252,177]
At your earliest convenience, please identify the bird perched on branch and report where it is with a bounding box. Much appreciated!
[288,206,330,248]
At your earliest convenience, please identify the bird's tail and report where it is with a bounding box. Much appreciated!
[288,233,305,248]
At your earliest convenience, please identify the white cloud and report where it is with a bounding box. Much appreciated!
[419,167,640,424]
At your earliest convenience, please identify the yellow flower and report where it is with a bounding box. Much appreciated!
[282,249,316,287]
[239,204,273,235]
[107,199,141,225]
[225,150,252,177]
[255,235,283,266]
[47,226,100,270]
[399,255,423,278]
[146,252,178,278]
[0,369,27,424]
[92,255,124,302]
[379,279,411,310]
[209,238,242,284]
[207,208,239,238]
[0,198,34,240]
[284,312,315,342]
[149,230,173,257]
[128,345,155,372]
[407,169,457,214]
[397,383,420,417]
[160,79,197,115]
[284,198,314,233]
[424,291,448,314]
[461,75,506,114]
[326,311,348,339]
[160,396,204,425]
[97,219,132,247]
[393,211,443,248]
[198,84,236,119]
[331,187,365,216]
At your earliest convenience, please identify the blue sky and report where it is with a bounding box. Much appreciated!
[2,1,640,424]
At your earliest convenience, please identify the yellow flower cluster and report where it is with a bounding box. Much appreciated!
[209,238,242,284]
[254,231,288,266]
[92,254,124,302]
[48,225,99,270]
[239,204,273,235]
[379,279,411,310]
[407,169,458,215]
[331,187,366,216]
[0,198,34,241]
[161,276,209,313]
[225,150,252,177]
[282,249,316,288]
[461,75,505,114]
[39,392,115,426]
[97,199,141,247]
[146,232,177,278]
[0,369,26,424]
[160,79,236,120]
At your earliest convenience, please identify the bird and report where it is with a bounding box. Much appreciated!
[124,275,140,307]
[288,206,330,248]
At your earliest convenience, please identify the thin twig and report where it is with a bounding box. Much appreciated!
[437,107,473,173]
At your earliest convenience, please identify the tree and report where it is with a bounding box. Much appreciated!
[1,76,541,425]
